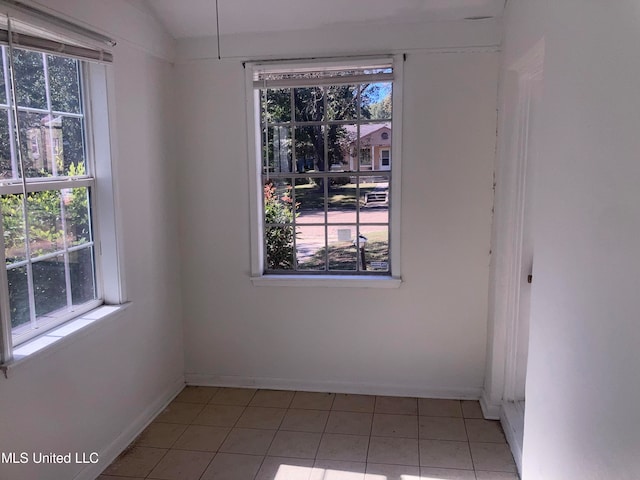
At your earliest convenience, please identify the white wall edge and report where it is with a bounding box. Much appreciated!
[74,375,185,480]
[185,374,482,400]
[480,389,502,419]
[501,401,524,475]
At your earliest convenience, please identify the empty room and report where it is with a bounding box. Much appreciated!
[0,1,638,479]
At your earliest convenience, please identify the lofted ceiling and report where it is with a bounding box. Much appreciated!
[140,0,505,39]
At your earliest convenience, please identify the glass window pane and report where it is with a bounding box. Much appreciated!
[64,187,92,246]
[264,126,292,174]
[361,82,392,120]
[0,48,6,105]
[360,176,389,223]
[28,189,63,256]
[294,179,324,225]
[2,193,26,264]
[70,247,96,306]
[47,55,81,114]
[296,225,325,271]
[294,87,324,122]
[18,111,56,177]
[328,225,357,271]
[61,116,86,176]
[358,225,389,272]
[7,265,30,330]
[327,124,352,172]
[326,85,357,121]
[358,123,391,172]
[0,109,13,179]
[327,179,357,224]
[264,88,291,124]
[265,226,294,270]
[12,48,46,109]
[295,125,325,171]
[263,178,294,225]
[33,254,67,318]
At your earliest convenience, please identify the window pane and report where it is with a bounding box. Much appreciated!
[328,225,357,271]
[264,126,292,174]
[265,226,294,270]
[264,88,291,124]
[64,187,92,246]
[0,48,6,105]
[7,265,30,329]
[327,179,357,224]
[263,178,294,225]
[2,193,26,264]
[358,225,389,272]
[361,82,392,120]
[0,109,11,179]
[294,180,324,225]
[295,125,325,171]
[326,85,357,121]
[33,254,67,318]
[18,111,56,177]
[12,48,46,109]
[296,225,325,271]
[360,176,389,223]
[294,87,324,122]
[358,123,391,172]
[61,116,86,176]
[28,189,63,256]
[70,247,96,305]
[47,55,81,114]
[327,124,352,172]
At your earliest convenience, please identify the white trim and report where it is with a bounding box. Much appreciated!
[501,401,525,475]
[0,303,129,375]
[185,373,482,400]
[479,389,501,420]
[88,61,126,304]
[389,53,403,279]
[74,374,185,480]
[245,66,262,277]
[251,274,401,288]
[484,38,544,409]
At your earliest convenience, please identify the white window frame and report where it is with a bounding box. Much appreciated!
[245,55,403,288]
[0,20,126,367]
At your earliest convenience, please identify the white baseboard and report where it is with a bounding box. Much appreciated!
[479,390,501,419]
[184,373,482,400]
[501,401,524,476]
[74,375,185,480]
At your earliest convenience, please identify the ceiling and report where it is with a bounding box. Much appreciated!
[140,0,505,39]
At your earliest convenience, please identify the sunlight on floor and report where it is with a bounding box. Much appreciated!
[273,463,437,479]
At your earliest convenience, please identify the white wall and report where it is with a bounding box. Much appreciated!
[499,1,640,478]
[176,27,498,397]
[0,2,183,480]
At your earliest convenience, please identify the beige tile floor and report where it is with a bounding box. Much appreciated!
[100,387,518,480]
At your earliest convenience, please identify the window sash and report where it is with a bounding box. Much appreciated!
[255,61,394,275]
[0,48,102,351]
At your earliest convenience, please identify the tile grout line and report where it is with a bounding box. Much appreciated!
[196,386,253,480]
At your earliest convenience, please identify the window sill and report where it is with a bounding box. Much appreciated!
[251,275,402,288]
[0,303,130,378]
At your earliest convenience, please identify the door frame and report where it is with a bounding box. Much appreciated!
[482,38,544,475]
[483,39,544,414]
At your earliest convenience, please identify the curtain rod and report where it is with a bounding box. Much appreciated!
[1,0,116,47]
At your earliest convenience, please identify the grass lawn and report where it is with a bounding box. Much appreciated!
[293,182,380,210]
[300,230,389,271]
